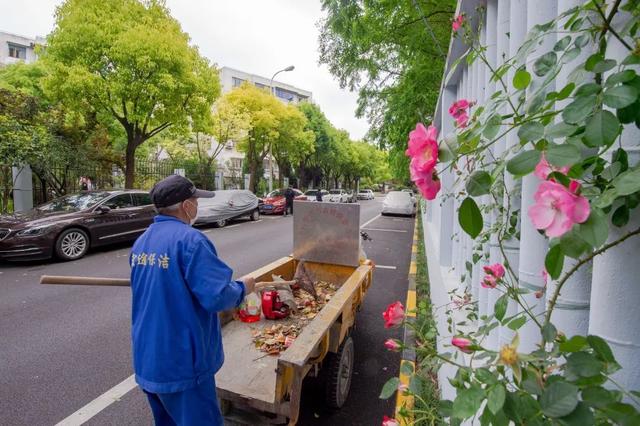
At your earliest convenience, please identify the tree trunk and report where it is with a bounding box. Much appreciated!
[249,161,258,194]
[124,139,137,189]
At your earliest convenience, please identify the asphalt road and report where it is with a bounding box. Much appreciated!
[0,197,414,425]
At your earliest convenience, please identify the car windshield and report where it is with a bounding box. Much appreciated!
[37,192,112,212]
[329,190,341,194]
[266,190,283,197]
[305,190,317,196]
[359,190,368,194]
[386,192,411,201]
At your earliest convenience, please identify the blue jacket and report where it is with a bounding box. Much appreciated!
[130,215,245,393]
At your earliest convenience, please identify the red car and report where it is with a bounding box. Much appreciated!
[259,189,305,214]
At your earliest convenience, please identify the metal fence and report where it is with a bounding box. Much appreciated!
[1,159,221,213]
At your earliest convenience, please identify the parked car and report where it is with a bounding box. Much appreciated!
[0,190,156,261]
[259,189,305,214]
[381,191,416,217]
[345,190,358,203]
[195,190,260,228]
[358,189,375,200]
[303,189,329,201]
[326,189,350,203]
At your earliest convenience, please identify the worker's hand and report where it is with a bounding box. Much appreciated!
[242,277,256,295]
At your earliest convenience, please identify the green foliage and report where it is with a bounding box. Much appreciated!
[43,0,220,187]
[318,0,456,181]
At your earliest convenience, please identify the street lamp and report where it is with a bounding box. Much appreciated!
[268,65,295,192]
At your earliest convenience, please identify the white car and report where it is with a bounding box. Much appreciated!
[402,189,416,199]
[326,189,350,203]
[381,191,416,216]
[303,189,329,201]
[358,189,375,200]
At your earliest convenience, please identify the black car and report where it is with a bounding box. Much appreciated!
[0,190,156,261]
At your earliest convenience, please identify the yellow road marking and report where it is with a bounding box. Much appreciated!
[409,262,417,275]
[395,360,415,424]
[406,290,416,318]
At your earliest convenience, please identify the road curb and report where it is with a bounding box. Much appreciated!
[395,217,419,425]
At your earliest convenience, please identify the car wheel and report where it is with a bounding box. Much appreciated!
[250,209,260,221]
[55,228,90,261]
[216,219,227,228]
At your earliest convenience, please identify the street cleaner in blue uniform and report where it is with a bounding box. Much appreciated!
[130,175,256,425]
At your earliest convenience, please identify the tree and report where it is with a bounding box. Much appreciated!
[210,96,250,161]
[318,0,455,181]
[297,102,334,188]
[272,104,315,187]
[224,83,285,193]
[43,0,220,188]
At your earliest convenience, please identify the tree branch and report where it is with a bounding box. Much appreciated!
[146,122,172,140]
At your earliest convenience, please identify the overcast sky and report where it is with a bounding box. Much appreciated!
[0,0,370,140]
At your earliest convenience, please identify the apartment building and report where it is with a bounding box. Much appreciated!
[0,31,45,66]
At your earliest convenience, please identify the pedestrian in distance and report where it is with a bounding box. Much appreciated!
[129,174,256,426]
[284,186,295,216]
[315,189,323,202]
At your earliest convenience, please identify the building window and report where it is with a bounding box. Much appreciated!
[8,43,27,59]
[255,82,267,90]
[232,77,245,88]
[275,87,297,102]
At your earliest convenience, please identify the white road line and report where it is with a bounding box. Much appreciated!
[360,214,381,229]
[248,220,263,224]
[225,224,240,229]
[56,375,137,426]
[374,265,397,270]
[361,228,408,233]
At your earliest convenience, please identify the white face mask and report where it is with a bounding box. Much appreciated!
[183,200,198,226]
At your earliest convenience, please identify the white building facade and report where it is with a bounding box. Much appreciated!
[0,31,44,66]
[424,0,640,413]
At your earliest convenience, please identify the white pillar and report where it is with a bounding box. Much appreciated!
[439,86,457,268]
[517,0,557,353]
[485,0,502,350]
[546,0,597,338]
[12,165,33,212]
[500,0,528,348]
[589,7,640,401]
[475,19,490,320]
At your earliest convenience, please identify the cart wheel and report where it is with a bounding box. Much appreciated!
[324,336,354,409]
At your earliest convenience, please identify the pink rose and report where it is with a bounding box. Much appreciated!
[534,153,570,180]
[455,112,469,128]
[383,301,405,329]
[405,123,439,173]
[384,339,401,351]
[452,14,465,31]
[410,159,441,200]
[398,383,409,393]
[448,99,470,118]
[528,180,591,238]
[483,263,505,279]
[452,336,473,353]
[382,416,400,426]
[481,275,498,289]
